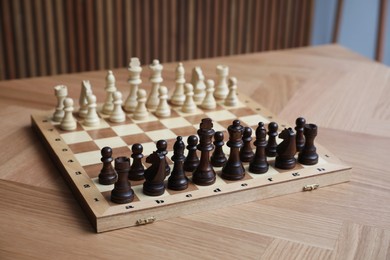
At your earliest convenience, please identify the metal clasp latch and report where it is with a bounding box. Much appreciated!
[303,184,319,191]
[136,216,156,225]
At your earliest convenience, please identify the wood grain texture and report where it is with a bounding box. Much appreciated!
[1,45,389,258]
[0,0,314,80]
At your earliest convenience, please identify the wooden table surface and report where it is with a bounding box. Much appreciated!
[1,44,390,259]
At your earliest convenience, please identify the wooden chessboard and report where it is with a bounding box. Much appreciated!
[31,93,351,233]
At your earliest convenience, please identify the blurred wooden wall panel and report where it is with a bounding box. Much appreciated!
[0,0,314,80]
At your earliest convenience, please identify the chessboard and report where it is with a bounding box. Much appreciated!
[31,61,351,232]
[31,97,350,233]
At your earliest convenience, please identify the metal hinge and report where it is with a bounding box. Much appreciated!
[303,184,319,191]
[136,216,156,225]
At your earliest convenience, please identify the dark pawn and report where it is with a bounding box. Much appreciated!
[111,157,134,204]
[265,122,278,157]
[168,136,188,190]
[143,151,166,196]
[183,135,200,172]
[128,143,144,181]
[249,122,269,174]
[98,146,117,185]
[192,118,216,186]
[210,131,227,167]
[240,127,255,162]
[221,120,245,180]
[156,140,171,176]
[298,124,319,165]
[275,128,297,169]
[295,117,306,152]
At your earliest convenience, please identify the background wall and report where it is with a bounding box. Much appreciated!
[312,0,390,65]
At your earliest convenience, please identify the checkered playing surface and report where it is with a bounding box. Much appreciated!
[50,101,330,205]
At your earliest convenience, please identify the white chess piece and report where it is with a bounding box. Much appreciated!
[60,97,77,131]
[124,58,142,112]
[155,86,171,118]
[200,79,217,110]
[191,66,206,103]
[214,65,229,100]
[133,89,149,120]
[53,85,68,122]
[146,59,163,110]
[83,94,100,127]
[109,91,126,123]
[171,63,186,106]
[182,83,197,113]
[224,77,239,107]
[102,70,117,115]
[79,80,93,118]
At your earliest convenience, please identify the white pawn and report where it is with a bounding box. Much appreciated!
[102,70,117,115]
[83,94,100,127]
[214,65,229,100]
[60,98,77,131]
[109,91,126,123]
[201,79,217,110]
[156,86,171,118]
[224,77,239,107]
[133,89,149,121]
[53,85,68,122]
[182,83,197,113]
[171,63,186,106]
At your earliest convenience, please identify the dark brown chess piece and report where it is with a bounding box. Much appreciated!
[143,150,166,196]
[98,146,117,185]
[298,123,319,165]
[156,139,170,176]
[192,118,216,185]
[249,122,269,174]
[275,128,297,169]
[295,117,306,152]
[221,120,245,180]
[111,157,134,204]
[240,126,254,162]
[265,122,278,157]
[183,135,200,172]
[210,131,227,167]
[128,143,144,180]
[168,136,188,190]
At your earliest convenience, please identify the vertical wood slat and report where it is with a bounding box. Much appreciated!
[85,0,95,71]
[75,0,86,72]
[0,0,314,80]
[22,0,37,77]
[11,0,26,78]
[2,0,16,79]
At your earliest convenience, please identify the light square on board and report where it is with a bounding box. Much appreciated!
[111,124,143,136]
[94,136,128,149]
[160,117,192,129]
[80,119,110,131]
[145,129,177,142]
[239,114,270,127]
[61,131,92,144]
[141,142,158,157]
[205,110,236,122]
[74,150,102,166]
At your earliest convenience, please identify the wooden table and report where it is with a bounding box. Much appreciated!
[1,44,389,259]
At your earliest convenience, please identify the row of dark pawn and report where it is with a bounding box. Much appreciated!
[99,117,318,204]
